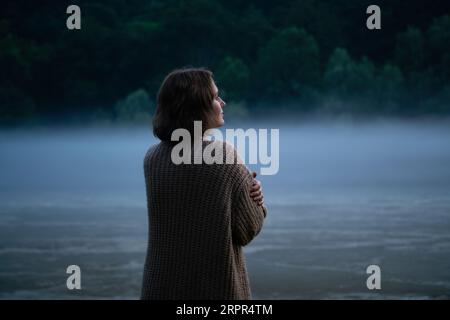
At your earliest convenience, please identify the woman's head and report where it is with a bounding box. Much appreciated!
[153,68,226,142]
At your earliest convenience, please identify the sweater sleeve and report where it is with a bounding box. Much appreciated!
[231,170,268,247]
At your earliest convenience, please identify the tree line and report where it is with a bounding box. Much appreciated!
[1,0,449,124]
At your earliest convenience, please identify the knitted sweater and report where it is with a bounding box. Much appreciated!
[140,140,267,300]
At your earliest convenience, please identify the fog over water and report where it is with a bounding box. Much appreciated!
[1,118,450,299]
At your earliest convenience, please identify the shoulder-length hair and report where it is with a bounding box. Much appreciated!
[152,68,215,142]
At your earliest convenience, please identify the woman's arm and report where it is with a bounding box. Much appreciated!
[231,171,267,246]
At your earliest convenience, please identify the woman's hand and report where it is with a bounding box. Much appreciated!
[250,172,264,206]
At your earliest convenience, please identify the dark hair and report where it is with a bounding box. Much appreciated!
[152,68,216,142]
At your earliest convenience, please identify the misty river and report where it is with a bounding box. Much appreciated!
[1,118,450,299]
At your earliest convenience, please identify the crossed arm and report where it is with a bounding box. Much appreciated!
[232,171,268,246]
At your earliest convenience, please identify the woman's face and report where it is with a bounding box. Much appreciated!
[208,82,226,129]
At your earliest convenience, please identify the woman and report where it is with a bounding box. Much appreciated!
[141,68,267,300]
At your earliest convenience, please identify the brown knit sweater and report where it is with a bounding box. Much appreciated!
[140,140,267,300]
